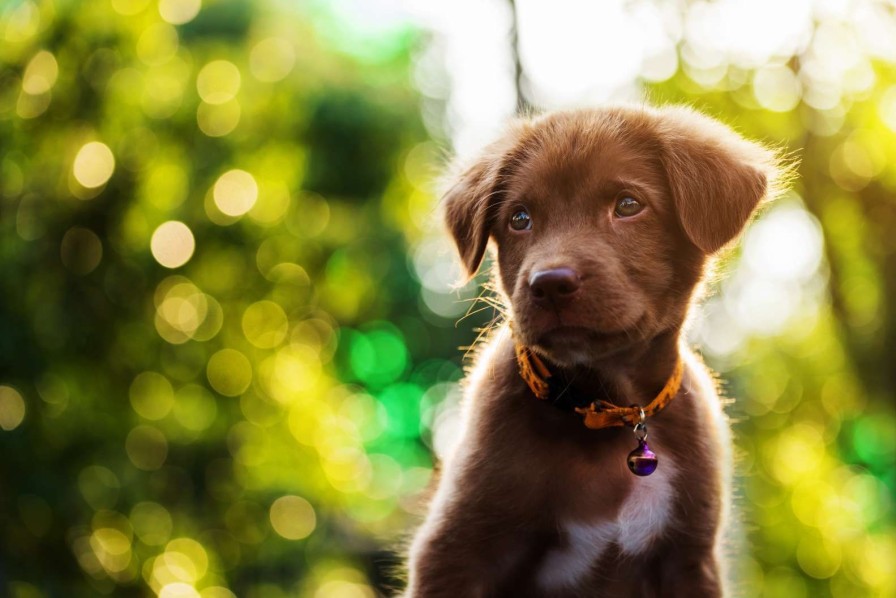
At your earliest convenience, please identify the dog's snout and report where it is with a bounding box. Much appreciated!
[529,268,582,304]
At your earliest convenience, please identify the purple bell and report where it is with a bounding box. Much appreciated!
[627,438,658,476]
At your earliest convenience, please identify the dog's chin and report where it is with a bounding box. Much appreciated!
[528,326,636,367]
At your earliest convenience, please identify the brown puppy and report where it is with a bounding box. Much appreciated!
[406,105,782,597]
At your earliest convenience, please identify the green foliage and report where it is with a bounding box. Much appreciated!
[0,0,450,595]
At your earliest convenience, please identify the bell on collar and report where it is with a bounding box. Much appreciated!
[627,438,658,476]
[627,417,657,476]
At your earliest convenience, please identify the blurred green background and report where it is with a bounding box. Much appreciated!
[0,0,893,596]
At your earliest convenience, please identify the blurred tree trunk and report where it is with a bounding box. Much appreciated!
[796,75,896,405]
[507,0,533,115]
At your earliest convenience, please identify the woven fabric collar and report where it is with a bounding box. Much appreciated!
[514,343,684,430]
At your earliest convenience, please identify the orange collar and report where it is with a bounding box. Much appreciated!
[514,343,684,430]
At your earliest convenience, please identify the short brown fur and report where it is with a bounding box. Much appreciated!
[406,105,783,597]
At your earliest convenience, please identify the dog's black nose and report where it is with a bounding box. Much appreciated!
[529,268,581,304]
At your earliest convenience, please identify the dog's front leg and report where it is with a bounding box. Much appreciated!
[406,503,533,598]
[406,445,546,598]
[653,542,724,598]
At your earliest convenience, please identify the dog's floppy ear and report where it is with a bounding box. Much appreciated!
[443,123,531,278]
[657,107,780,254]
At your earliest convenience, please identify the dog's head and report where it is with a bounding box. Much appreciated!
[443,106,781,366]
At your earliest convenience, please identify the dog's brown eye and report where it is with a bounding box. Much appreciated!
[510,210,532,231]
[614,197,643,218]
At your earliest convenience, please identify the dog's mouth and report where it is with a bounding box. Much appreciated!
[525,325,628,364]
[535,324,629,346]
[515,309,649,365]
[510,295,650,364]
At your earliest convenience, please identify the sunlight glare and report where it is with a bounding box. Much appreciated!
[742,202,824,283]
[151,221,195,269]
[73,142,115,189]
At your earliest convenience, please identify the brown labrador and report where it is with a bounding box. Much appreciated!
[405,105,785,597]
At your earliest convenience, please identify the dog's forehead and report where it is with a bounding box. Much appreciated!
[511,117,663,198]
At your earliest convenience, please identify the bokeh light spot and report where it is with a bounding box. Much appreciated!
[136,23,179,66]
[0,385,26,431]
[269,495,316,540]
[196,60,241,105]
[197,100,240,137]
[73,141,115,189]
[159,0,201,25]
[742,203,823,282]
[3,0,40,44]
[130,501,173,546]
[259,345,322,402]
[753,65,802,112]
[224,501,268,544]
[129,371,175,420]
[154,280,211,344]
[126,425,168,471]
[111,0,151,16]
[365,453,403,499]
[207,349,252,396]
[159,583,200,598]
[771,424,825,483]
[855,534,896,589]
[880,86,896,132]
[78,465,120,510]
[345,326,408,388]
[165,537,209,582]
[851,413,896,467]
[151,221,195,269]
[90,527,133,574]
[213,169,257,217]
[797,534,842,579]
[292,192,330,237]
[22,50,58,95]
[60,226,103,275]
[15,88,50,119]
[830,140,876,191]
[314,446,367,491]
[378,383,423,439]
[173,384,217,432]
[141,58,190,120]
[192,294,224,341]
[152,277,223,344]
[314,579,375,598]
[242,300,288,348]
[249,38,296,82]
[227,420,269,466]
[249,180,291,225]
[141,160,189,211]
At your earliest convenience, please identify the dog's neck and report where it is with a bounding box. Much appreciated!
[535,329,682,408]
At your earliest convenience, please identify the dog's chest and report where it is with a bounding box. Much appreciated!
[537,455,678,590]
